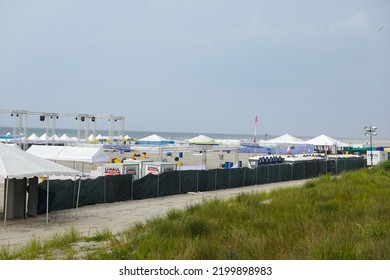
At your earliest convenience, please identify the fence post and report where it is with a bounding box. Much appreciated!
[157,174,160,197]
[255,166,258,185]
[267,165,269,183]
[197,170,199,192]
[242,168,246,187]
[228,168,231,188]
[303,162,306,179]
[179,169,182,194]
[215,169,217,190]
[131,177,133,201]
[104,175,107,203]
[291,163,294,181]
[73,179,77,208]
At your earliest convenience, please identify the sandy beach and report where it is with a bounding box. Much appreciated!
[0,178,309,249]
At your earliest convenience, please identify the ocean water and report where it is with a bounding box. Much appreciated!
[0,126,265,142]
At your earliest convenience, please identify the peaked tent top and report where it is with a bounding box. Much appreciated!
[267,134,305,144]
[28,133,40,141]
[136,134,174,144]
[59,134,72,141]
[187,135,217,145]
[306,134,350,147]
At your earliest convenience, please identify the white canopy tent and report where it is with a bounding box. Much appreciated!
[27,145,64,160]
[55,146,109,163]
[0,142,81,226]
[27,145,109,163]
[306,134,350,153]
[136,134,174,145]
[59,133,72,143]
[187,135,217,145]
[28,133,41,144]
[257,134,306,148]
[306,134,350,147]
[266,134,305,145]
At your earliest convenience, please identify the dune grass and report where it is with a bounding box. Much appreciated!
[1,161,390,260]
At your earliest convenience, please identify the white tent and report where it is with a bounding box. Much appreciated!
[39,133,49,142]
[0,142,81,226]
[59,133,72,143]
[27,145,109,164]
[187,135,217,145]
[48,134,61,143]
[266,134,305,145]
[306,134,350,147]
[28,133,40,143]
[26,145,63,160]
[136,134,174,145]
[56,146,109,163]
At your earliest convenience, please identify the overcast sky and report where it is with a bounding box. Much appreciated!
[1,0,389,139]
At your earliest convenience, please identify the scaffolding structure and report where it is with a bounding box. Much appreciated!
[0,109,126,149]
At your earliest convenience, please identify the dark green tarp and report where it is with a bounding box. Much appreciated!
[37,158,367,214]
[133,174,158,200]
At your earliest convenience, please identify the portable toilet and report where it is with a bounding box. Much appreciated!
[122,163,140,180]
[104,163,123,176]
[123,159,153,177]
[144,162,177,175]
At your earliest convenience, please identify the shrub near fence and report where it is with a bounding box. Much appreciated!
[37,158,366,214]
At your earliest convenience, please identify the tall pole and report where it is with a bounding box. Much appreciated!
[254,115,258,143]
[370,132,373,167]
[364,126,377,167]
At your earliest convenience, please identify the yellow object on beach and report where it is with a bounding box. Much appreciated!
[177,162,183,166]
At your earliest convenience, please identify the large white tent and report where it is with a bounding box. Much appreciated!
[306,134,350,147]
[187,135,217,145]
[27,145,109,164]
[136,134,174,145]
[0,142,80,225]
[265,134,305,145]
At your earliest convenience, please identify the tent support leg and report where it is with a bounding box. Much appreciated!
[3,177,9,227]
[46,177,50,224]
[75,176,81,220]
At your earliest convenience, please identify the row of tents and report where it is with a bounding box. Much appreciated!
[135,133,351,149]
[0,132,133,144]
[1,131,352,149]
[259,134,350,148]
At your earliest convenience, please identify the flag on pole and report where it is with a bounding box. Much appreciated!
[254,115,258,143]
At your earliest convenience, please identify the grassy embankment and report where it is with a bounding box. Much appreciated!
[1,161,390,260]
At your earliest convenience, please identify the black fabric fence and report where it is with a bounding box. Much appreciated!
[37,158,366,214]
